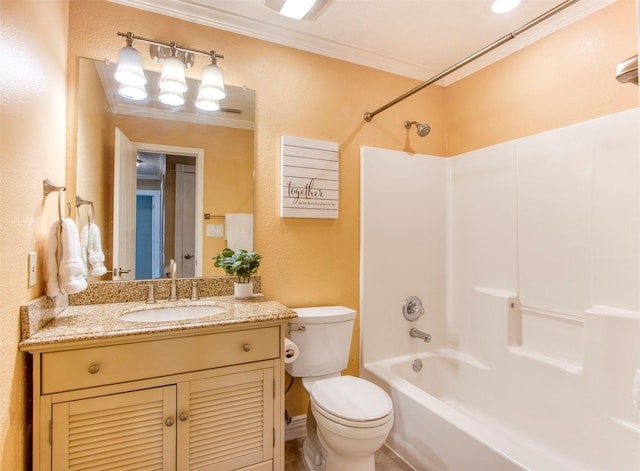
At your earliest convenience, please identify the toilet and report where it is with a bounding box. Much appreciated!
[286,306,393,471]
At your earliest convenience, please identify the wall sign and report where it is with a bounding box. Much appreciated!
[280,135,339,219]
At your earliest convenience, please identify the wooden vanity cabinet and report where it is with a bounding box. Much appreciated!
[30,324,286,471]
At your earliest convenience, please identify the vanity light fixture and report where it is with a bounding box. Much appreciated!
[158,53,188,94]
[118,82,148,101]
[114,36,147,87]
[159,90,186,107]
[114,32,226,108]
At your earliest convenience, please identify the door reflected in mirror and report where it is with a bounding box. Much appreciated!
[76,58,255,280]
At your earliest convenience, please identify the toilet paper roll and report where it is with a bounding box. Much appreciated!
[284,338,299,364]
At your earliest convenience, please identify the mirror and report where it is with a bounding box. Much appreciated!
[76,58,255,280]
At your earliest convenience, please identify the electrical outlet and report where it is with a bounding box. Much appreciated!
[206,224,224,237]
[28,252,37,287]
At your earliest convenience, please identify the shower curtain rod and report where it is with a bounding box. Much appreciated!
[363,0,581,122]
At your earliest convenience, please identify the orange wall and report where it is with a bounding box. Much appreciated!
[0,1,69,469]
[447,0,638,155]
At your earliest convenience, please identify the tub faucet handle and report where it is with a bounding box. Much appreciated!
[403,296,424,321]
[410,328,431,343]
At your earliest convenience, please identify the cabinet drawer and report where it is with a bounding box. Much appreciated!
[41,327,279,394]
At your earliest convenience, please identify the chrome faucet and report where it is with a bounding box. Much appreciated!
[410,328,431,343]
[169,259,178,301]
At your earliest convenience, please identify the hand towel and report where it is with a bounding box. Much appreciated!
[88,223,107,276]
[59,219,87,294]
[80,223,90,277]
[225,213,253,251]
[81,223,107,277]
[45,219,87,297]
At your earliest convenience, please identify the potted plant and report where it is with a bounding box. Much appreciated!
[213,248,262,299]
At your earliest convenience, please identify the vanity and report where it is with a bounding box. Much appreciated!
[19,286,296,471]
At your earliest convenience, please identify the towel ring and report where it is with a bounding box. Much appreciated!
[75,196,95,225]
[43,179,66,223]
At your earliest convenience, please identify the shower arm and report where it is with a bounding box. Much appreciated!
[363,0,581,122]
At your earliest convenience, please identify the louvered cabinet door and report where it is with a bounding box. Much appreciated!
[177,367,274,470]
[51,386,177,471]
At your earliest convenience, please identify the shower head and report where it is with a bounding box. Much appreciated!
[404,120,431,137]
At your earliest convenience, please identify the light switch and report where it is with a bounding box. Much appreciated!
[206,224,224,237]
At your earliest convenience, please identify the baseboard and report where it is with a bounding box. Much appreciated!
[285,414,307,441]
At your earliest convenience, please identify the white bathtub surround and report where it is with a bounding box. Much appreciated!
[360,108,640,471]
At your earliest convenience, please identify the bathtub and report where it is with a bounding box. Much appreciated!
[363,344,640,471]
[359,114,640,471]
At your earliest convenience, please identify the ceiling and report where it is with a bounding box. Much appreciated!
[110,0,614,84]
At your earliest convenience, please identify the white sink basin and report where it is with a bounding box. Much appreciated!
[120,305,226,322]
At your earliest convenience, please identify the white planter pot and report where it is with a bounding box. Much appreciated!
[234,281,253,300]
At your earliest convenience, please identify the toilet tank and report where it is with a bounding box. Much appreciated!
[285,306,356,378]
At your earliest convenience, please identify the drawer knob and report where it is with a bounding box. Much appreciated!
[179,412,189,421]
[165,417,175,427]
[242,343,252,352]
[88,363,100,374]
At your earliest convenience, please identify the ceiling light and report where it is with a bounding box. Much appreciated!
[264,0,329,20]
[491,0,521,14]
[280,0,316,19]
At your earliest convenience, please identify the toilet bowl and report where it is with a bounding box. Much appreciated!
[310,375,393,471]
[286,306,394,471]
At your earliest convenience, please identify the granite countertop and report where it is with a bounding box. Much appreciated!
[19,295,297,351]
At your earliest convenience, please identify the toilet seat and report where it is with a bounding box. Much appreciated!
[310,375,393,428]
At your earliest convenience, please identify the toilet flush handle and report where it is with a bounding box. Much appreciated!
[289,325,306,333]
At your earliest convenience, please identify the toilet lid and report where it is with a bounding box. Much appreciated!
[311,375,392,422]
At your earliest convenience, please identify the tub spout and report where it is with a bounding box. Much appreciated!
[410,328,431,342]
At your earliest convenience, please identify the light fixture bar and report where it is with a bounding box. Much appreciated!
[117,32,223,62]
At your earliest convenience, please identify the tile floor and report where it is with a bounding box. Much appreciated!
[285,438,414,471]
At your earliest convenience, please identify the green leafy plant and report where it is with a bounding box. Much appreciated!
[213,248,262,283]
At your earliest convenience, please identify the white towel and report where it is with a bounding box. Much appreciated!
[80,223,107,277]
[45,219,87,297]
[225,213,253,251]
